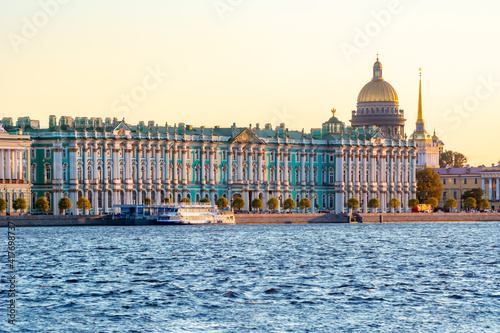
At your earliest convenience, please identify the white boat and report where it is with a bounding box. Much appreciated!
[156,203,235,225]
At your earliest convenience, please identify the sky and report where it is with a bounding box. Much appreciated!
[0,0,499,166]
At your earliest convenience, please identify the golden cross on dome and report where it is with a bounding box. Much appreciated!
[331,108,336,116]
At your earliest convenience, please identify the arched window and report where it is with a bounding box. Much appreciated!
[120,166,125,182]
[31,164,36,183]
[151,190,156,203]
[295,168,300,185]
[77,166,83,182]
[120,190,125,205]
[97,166,102,182]
[98,191,103,209]
[31,192,37,209]
[44,164,51,183]
[107,190,113,210]
[322,194,326,208]
[88,191,93,205]
[132,166,137,181]
[132,191,137,205]
[195,193,200,202]
[62,164,68,182]
[141,166,146,182]
[232,168,236,181]
[87,166,93,180]
[329,196,334,209]
[107,166,112,181]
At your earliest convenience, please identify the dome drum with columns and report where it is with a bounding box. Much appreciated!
[350,57,406,138]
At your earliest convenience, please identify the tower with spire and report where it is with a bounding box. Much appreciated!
[409,69,444,168]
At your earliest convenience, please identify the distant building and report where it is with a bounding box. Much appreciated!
[435,165,500,210]
[0,122,32,213]
[408,70,444,168]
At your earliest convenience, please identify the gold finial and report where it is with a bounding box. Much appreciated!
[376,53,379,61]
[419,67,422,77]
[331,108,336,116]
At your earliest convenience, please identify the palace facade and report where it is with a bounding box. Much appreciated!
[3,58,419,215]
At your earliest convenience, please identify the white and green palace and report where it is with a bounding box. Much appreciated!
[4,58,424,215]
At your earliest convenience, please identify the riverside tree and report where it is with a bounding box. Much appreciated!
[162,197,171,204]
[416,167,443,203]
[463,197,477,211]
[389,198,401,212]
[251,198,263,212]
[216,197,229,210]
[267,197,279,212]
[426,197,438,210]
[284,198,296,212]
[444,198,458,212]
[408,198,419,209]
[368,198,379,212]
[200,197,211,203]
[77,197,92,215]
[478,198,490,210]
[180,197,191,203]
[35,197,50,214]
[143,197,152,205]
[13,197,27,213]
[347,197,359,212]
[58,197,73,214]
[232,197,245,211]
[0,198,6,212]
[299,197,312,213]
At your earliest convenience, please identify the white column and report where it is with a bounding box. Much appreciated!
[0,150,4,180]
[165,147,171,182]
[237,149,243,182]
[496,178,500,201]
[258,150,263,182]
[309,152,314,185]
[209,148,214,184]
[227,148,232,183]
[182,148,187,184]
[5,149,11,180]
[248,149,253,182]
[301,150,306,185]
[17,150,23,180]
[488,178,493,199]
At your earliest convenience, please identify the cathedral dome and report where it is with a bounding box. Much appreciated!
[357,57,399,103]
[357,80,398,103]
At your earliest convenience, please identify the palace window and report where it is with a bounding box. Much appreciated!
[330,154,334,163]
[45,149,51,159]
[107,166,112,180]
[63,164,67,182]
[44,164,51,183]
[62,149,67,159]
[453,179,457,185]
[120,166,125,182]
[31,164,36,183]
[443,179,446,185]
[474,178,478,184]
[97,166,102,181]
[31,149,36,159]
[464,179,467,185]
[78,166,83,181]
[87,166,93,180]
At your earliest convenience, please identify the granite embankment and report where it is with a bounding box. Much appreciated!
[1,212,500,227]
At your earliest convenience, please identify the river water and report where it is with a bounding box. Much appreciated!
[1,222,499,332]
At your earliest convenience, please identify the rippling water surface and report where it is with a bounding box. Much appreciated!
[2,222,500,332]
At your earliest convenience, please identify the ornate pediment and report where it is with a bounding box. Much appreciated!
[113,121,131,136]
[231,128,264,144]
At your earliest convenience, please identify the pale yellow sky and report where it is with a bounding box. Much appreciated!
[0,0,499,166]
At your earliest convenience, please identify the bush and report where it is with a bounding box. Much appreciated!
[284,198,296,211]
[267,197,279,211]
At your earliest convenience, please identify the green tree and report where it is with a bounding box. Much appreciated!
[180,197,191,203]
[267,197,279,212]
[461,188,484,203]
[347,197,360,212]
[200,197,211,203]
[58,197,73,214]
[143,197,152,205]
[416,167,443,203]
[368,198,380,212]
[284,198,296,212]
[463,197,477,211]
[13,197,27,213]
[162,197,171,204]
[77,197,92,214]
[444,198,458,212]
[232,197,245,211]
[408,198,419,208]
[425,197,438,209]
[216,197,229,210]
[478,198,490,210]
[439,150,468,168]
[299,197,312,213]
[389,198,401,211]
[0,198,7,212]
[251,198,263,211]
[35,197,50,213]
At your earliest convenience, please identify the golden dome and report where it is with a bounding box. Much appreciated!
[357,79,399,103]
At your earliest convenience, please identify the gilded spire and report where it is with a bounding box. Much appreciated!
[416,68,425,129]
